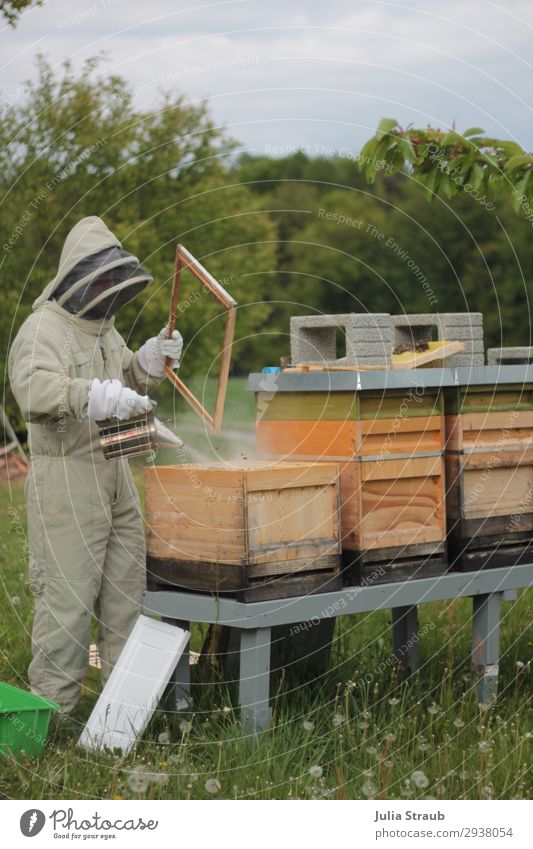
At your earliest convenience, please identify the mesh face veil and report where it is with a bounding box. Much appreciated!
[50,246,153,319]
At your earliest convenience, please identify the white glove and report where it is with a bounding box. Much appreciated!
[137,325,183,378]
[86,378,154,421]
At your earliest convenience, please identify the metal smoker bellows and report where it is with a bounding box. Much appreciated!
[97,413,183,460]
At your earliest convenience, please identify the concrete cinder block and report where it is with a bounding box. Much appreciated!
[346,314,391,328]
[289,312,484,369]
[346,342,391,357]
[290,326,337,363]
[487,347,533,365]
[439,312,483,327]
[345,328,394,342]
[442,327,484,341]
[290,313,392,367]
[391,313,484,366]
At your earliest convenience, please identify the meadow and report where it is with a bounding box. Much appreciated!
[1,379,532,800]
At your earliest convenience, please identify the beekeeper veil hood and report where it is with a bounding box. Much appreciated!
[35,216,153,320]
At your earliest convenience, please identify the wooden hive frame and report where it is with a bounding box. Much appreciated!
[165,245,237,433]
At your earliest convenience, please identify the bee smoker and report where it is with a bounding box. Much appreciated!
[97,412,183,460]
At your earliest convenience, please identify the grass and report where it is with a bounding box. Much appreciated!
[0,378,532,800]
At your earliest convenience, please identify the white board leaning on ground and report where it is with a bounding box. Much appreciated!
[77,615,190,754]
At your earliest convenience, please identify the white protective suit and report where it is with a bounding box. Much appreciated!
[8,216,167,713]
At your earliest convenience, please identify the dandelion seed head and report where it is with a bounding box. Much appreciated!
[362,780,377,797]
[127,766,150,794]
[411,770,429,789]
[309,765,323,779]
[205,778,221,794]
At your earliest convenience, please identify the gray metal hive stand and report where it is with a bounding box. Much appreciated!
[143,365,533,734]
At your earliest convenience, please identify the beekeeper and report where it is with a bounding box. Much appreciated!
[8,216,183,714]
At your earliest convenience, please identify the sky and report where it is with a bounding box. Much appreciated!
[1,0,533,157]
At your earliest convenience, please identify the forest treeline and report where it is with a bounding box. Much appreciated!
[2,57,532,423]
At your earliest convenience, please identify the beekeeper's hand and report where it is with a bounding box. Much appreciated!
[137,325,183,377]
[86,378,154,421]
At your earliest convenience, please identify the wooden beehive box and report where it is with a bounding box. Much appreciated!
[444,384,533,570]
[254,387,447,582]
[145,461,342,601]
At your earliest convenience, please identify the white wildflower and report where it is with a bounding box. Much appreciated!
[127,766,150,794]
[362,780,377,797]
[411,770,429,789]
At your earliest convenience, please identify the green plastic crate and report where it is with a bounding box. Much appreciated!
[0,682,59,758]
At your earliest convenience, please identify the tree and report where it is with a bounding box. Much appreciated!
[236,150,533,360]
[1,0,42,25]
[1,55,276,427]
[359,118,533,217]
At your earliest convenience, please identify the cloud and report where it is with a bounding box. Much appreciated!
[1,0,532,153]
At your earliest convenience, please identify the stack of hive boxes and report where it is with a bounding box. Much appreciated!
[255,384,447,582]
[255,311,452,583]
[444,348,533,570]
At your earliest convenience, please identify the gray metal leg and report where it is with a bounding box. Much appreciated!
[472,594,501,703]
[239,627,272,735]
[391,605,420,675]
[163,618,191,712]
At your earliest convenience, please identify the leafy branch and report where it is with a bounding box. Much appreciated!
[359,118,533,213]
